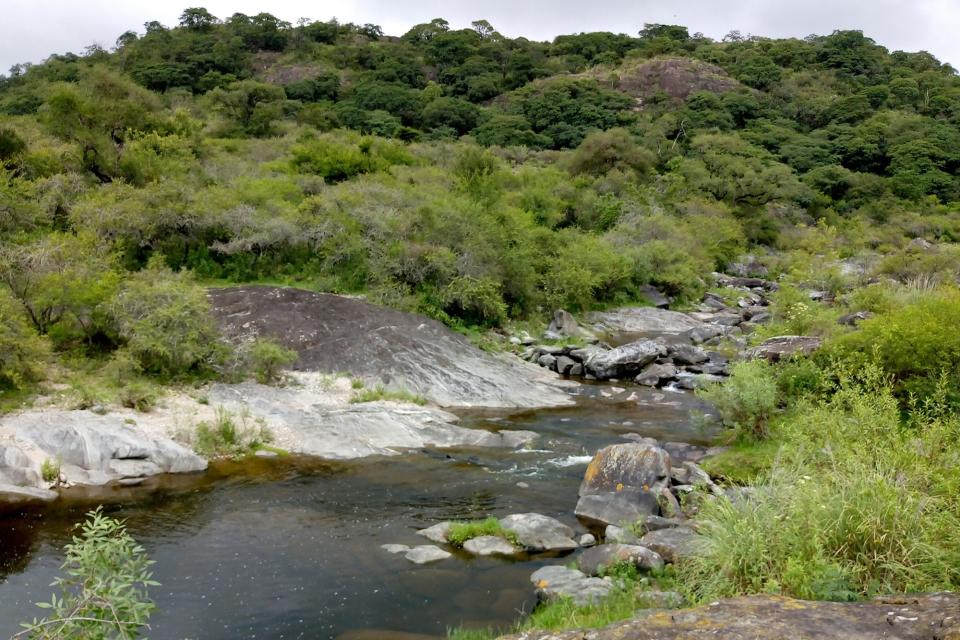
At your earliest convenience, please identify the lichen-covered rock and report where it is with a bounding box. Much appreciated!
[578,543,664,576]
[500,513,577,552]
[587,307,703,336]
[638,526,701,563]
[748,335,822,362]
[575,491,659,528]
[579,443,671,495]
[529,566,613,606]
[498,593,960,640]
[583,340,666,380]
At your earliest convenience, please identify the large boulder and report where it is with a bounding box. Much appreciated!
[498,593,960,640]
[576,443,671,527]
[530,566,613,606]
[583,340,666,380]
[2,411,207,487]
[588,307,703,336]
[209,382,537,460]
[578,543,664,576]
[499,513,578,552]
[748,336,822,362]
[638,526,701,563]
[208,286,571,408]
[575,491,659,528]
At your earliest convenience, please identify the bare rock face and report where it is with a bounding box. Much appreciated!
[583,340,667,380]
[588,307,704,336]
[497,592,960,640]
[499,513,578,552]
[208,286,571,408]
[610,57,743,101]
[748,335,823,362]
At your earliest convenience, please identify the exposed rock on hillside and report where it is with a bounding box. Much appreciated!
[209,286,571,408]
[499,592,960,640]
[588,57,744,102]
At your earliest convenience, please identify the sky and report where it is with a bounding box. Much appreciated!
[2,0,958,74]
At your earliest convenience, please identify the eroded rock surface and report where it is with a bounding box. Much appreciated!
[209,286,571,408]
[587,307,704,336]
[499,593,960,640]
[500,513,578,552]
[529,566,613,606]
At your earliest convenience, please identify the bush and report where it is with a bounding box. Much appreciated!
[0,287,48,388]
[246,337,297,384]
[109,260,225,377]
[697,360,779,441]
[191,407,273,458]
[19,507,157,639]
[441,276,508,328]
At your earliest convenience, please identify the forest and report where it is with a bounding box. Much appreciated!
[2,8,960,638]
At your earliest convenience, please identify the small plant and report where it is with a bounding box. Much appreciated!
[246,337,298,384]
[16,507,157,639]
[350,384,427,405]
[41,458,61,484]
[191,407,273,458]
[446,517,519,547]
[118,380,159,412]
[350,378,365,390]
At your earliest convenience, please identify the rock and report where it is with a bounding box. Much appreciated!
[555,355,576,375]
[569,363,583,376]
[656,485,681,518]
[575,491,659,528]
[404,545,452,564]
[588,307,703,335]
[634,363,677,387]
[568,344,607,362]
[580,443,672,495]
[748,336,822,362]
[2,411,207,488]
[499,513,578,552]
[542,330,563,341]
[380,544,411,554]
[254,449,279,458]
[636,590,686,608]
[684,324,724,345]
[0,483,57,511]
[548,309,580,337]
[839,311,873,326]
[716,275,778,291]
[728,259,769,278]
[639,526,701,563]
[638,285,671,309]
[208,286,571,409]
[604,524,641,544]
[579,533,596,547]
[908,237,935,252]
[530,566,613,606]
[463,535,517,557]
[669,344,709,366]
[583,340,666,380]
[210,383,537,460]
[416,522,452,543]
[498,593,960,640]
[578,543,664,576]
[537,354,558,370]
[0,444,41,487]
[637,515,686,533]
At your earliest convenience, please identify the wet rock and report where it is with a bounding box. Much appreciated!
[500,513,578,552]
[584,340,667,381]
[639,526,701,563]
[669,344,709,366]
[748,335,823,362]
[587,307,703,335]
[380,544,410,554]
[568,363,584,376]
[0,484,57,510]
[416,521,452,543]
[209,286,571,409]
[530,566,613,606]
[537,354,558,370]
[463,535,517,557]
[498,592,960,640]
[634,363,677,387]
[578,543,664,576]
[404,545,452,565]
[555,355,576,375]
[575,491,659,528]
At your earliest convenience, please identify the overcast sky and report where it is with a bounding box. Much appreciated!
[2,0,958,74]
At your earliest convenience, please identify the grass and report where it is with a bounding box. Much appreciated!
[446,517,519,547]
[350,384,427,405]
[190,407,274,458]
[40,457,61,483]
[699,440,781,485]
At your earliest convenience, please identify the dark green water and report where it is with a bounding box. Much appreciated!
[0,385,713,639]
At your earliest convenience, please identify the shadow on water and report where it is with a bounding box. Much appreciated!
[0,386,716,640]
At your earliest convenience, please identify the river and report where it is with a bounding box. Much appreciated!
[0,384,714,639]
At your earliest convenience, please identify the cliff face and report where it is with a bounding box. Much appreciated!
[500,593,960,640]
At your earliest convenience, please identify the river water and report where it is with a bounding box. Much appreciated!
[0,385,714,639]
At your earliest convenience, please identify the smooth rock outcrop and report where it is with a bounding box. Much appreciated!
[578,543,664,576]
[500,513,578,552]
[463,535,517,557]
[1,411,207,487]
[583,340,666,381]
[588,307,704,335]
[210,382,537,459]
[499,593,960,640]
[530,566,613,606]
[209,286,571,408]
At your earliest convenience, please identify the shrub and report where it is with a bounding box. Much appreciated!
[109,260,225,377]
[18,508,157,639]
[0,287,48,388]
[40,458,60,483]
[697,360,778,441]
[191,408,273,458]
[441,276,508,328]
[246,337,298,384]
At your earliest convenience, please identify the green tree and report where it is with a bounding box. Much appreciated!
[208,80,285,136]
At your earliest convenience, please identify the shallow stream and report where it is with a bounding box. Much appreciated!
[0,385,714,639]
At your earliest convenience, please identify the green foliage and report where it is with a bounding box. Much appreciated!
[245,337,297,384]
[697,360,778,441]
[109,259,224,377]
[18,508,157,639]
[290,133,412,182]
[0,287,48,389]
[40,458,60,483]
[350,384,427,406]
[192,407,273,458]
[446,517,518,547]
[208,81,286,137]
[441,276,508,328]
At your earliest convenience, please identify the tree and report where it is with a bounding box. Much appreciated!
[422,97,479,135]
[179,7,218,31]
[208,80,285,136]
[0,287,47,389]
[17,508,157,640]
